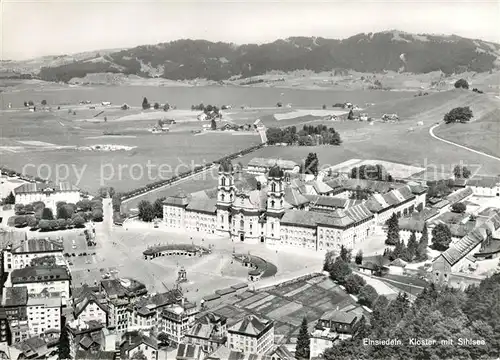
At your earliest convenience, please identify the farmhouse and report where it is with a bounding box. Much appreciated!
[14,182,81,213]
[466,176,500,197]
[246,158,300,175]
[2,238,64,272]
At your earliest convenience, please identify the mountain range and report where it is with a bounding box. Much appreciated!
[4,30,500,82]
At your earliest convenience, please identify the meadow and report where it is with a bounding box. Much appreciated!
[1,84,498,196]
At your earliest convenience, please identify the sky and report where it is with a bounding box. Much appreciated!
[2,0,500,60]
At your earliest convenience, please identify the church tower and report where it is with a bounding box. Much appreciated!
[266,165,285,242]
[216,159,235,234]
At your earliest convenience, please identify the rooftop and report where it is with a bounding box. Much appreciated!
[14,182,79,194]
[228,315,272,336]
[10,238,63,254]
[11,266,70,284]
[320,309,358,324]
[248,158,298,171]
[441,213,500,266]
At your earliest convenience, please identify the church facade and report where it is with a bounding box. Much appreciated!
[163,160,388,252]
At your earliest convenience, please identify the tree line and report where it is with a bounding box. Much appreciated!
[323,273,500,359]
[266,125,341,146]
[10,198,103,231]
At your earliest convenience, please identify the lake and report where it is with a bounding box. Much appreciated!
[1,85,415,109]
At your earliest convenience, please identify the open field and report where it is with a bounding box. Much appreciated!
[433,108,500,158]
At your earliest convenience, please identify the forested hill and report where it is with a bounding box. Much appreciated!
[31,31,500,82]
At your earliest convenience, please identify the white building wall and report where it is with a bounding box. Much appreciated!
[163,205,186,229]
[128,344,157,360]
[77,302,107,325]
[11,280,70,305]
[15,191,81,213]
[27,300,61,337]
[3,250,64,272]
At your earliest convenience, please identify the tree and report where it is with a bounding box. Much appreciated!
[163,103,170,111]
[153,197,165,219]
[355,250,363,265]
[451,202,467,213]
[431,223,452,251]
[131,351,148,360]
[31,255,56,267]
[157,332,169,345]
[24,101,28,107]
[340,245,352,263]
[41,207,54,220]
[58,321,71,360]
[28,100,34,106]
[57,205,71,220]
[322,104,327,109]
[348,109,354,120]
[302,153,319,176]
[98,187,115,198]
[416,203,424,212]
[344,274,366,295]
[329,258,352,285]
[3,191,15,204]
[41,99,47,105]
[92,209,103,221]
[323,250,337,272]
[211,118,217,130]
[453,165,471,179]
[407,232,418,261]
[385,213,400,245]
[38,219,51,231]
[276,102,283,107]
[56,218,67,229]
[295,317,310,360]
[77,199,92,211]
[454,78,469,89]
[358,285,378,307]
[153,102,160,110]
[138,200,155,222]
[72,214,85,228]
[142,97,150,110]
[27,216,38,228]
[444,106,473,124]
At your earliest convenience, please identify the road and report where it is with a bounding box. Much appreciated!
[429,124,500,162]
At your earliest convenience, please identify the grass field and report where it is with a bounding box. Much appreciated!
[433,108,500,158]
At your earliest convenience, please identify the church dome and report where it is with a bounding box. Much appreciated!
[268,165,284,178]
[219,159,234,173]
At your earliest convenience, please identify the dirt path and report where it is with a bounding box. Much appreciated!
[429,124,500,162]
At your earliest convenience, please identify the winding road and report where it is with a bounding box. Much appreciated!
[429,124,500,163]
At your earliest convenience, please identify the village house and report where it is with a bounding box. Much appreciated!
[310,310,363,358]
[127,289,183,332]
[432,212,500,282]
[73,288,109,326]
[160,301,198,345]
[246,158,300,176]
[466,176,500,197]
[227,315,274,354]
[13,182,81,213]
[26,296,61,337]
[67,318,116,359]
[120,331,158,360]
[5,266,71,305]
[100,278,148,336]
[184,313,227,353]
[2,238,64,272]
[1,287,29,344]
